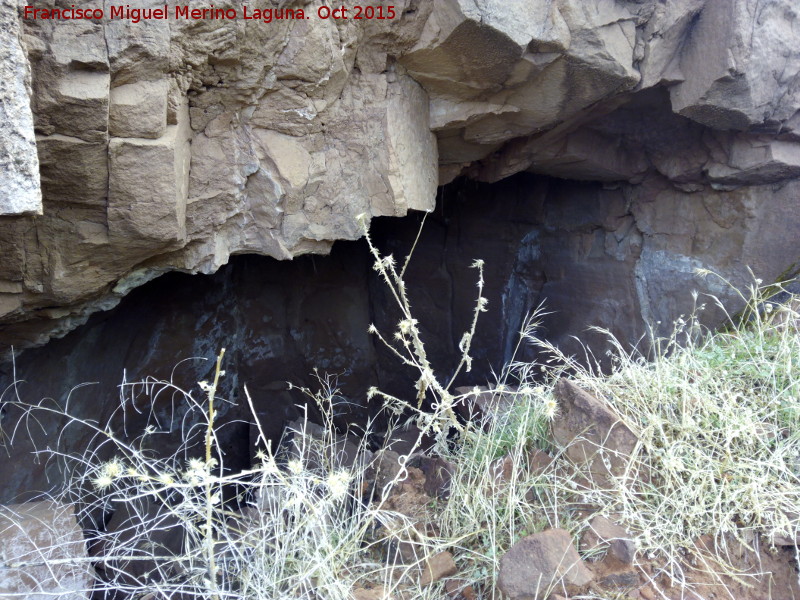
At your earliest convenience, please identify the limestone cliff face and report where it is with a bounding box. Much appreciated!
[1,0,799,352]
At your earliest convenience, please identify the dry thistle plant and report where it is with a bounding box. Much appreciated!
[356,212,488,456]
[0,214,497,600]
[2,352,419,600]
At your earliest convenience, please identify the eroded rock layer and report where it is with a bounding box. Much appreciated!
[0,0,41,215]
[0,0,799,354]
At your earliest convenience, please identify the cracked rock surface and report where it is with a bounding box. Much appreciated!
[0,0,799,352]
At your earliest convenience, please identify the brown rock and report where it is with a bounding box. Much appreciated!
[498,528,593,600]
[351,587,395,600]
[490,454,515,488]
[597,570,639,589]
[525,450,555,503]
[381,425,435,456]
[417,456,455,499]
[551,379,638,488]
[444,578,476,599]
[419,550,457,586]
[638,585,657,600]
[580,515,636,566]
[0,501,93,599]
[528,449,555,476]
[374,457,433,564]
[454,385,515,427]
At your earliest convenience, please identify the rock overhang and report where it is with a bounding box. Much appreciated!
[0,0,798,355]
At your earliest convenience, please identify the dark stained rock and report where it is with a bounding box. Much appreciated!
[1,168,799,502]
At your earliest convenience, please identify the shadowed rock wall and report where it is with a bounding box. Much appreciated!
[2,169,798,501]
[1,0,800,354]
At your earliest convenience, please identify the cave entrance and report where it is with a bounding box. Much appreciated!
[0,169,795,502]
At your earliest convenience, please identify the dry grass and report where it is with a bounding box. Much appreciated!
[1,225,798,600]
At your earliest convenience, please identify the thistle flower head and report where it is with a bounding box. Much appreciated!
[542,397,559,421]
[398,319,416,336]
[187,457,206,472]
[261,456,279,476]
[326,470,352,499]
[93,475,114,491]
[102,459,124,479]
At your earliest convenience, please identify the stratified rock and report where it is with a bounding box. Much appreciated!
[109,80,169,139]
[0,501,92,600]
[0,0,41,215]
[0,2,437,351]
[0,0,799,354]
[669,0,800,131]
[498,528,593,600]
[107,106,191,249]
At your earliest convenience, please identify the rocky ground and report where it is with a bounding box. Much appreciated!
[344,380,800,600]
